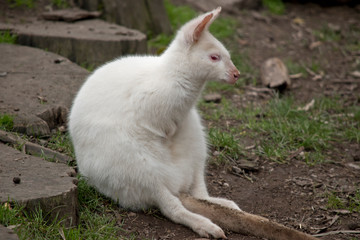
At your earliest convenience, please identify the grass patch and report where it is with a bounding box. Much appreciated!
[327,190,360,213]
[262,0,285,15]
[313,25,341,42]
[0,31,17,44]
[164,0,196,31]
[200,95,359,164]
[51,0,69,8]
[47,131,75,159]
[80,62,96,72]
[149,0,238,52]
[209,127,244,163]
[0,114,14,131]
[285,59,308,77]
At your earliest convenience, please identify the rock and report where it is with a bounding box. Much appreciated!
[353,151,360,162]
[12,177,21,184]
[0,225,19,240]
[203,93,222,103]
[41,8,101,22]
[0,143,78,227]
[260,57,291,90]
[327,23,341,33]
[0,19,147,67]
[0,44,88,137]
[172,0,262,13]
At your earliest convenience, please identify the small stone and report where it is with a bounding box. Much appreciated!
[58,125,66,132]
[232,166,242,174]
[353,153,360,162]
[72,179,79,185]
[223,182,230,188]
[54,58,65,64]
[13,177,21,184]
[327,23,341,32]
[0,72,7,77]
[128,212,137,217]
[309,41,322,50]
[203,93,222,103]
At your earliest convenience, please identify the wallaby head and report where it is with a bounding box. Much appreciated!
[164,7,240,85]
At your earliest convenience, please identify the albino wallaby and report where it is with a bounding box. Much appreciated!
[69,7,317,240]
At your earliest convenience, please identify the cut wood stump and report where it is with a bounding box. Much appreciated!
[0,224,19,240]
[0,143,78,227]
[0,19,147,67]
[0,44,88,137]
[41,8,102,22]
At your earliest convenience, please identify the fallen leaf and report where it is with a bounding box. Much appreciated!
[289,73,303,79]
[292,17,305,26]
[350,70,360,78]
[297,99,315,111]
[309,41,322,50]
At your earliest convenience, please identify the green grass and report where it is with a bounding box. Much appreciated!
[51,0,69,8]
[0,114,14,131]
[313,25,341,42]
[7,0,35,8]
[327,190,360,213]
[0,31,17,44]
[209,127,244,163]
[149,0,238,52]
[201,95,360,164]
[47,131,75,159]
[262,0,285,15]
[0,177,130,240]
[164,0,196,31]
[80,62,96,72]
[285,59,308,77]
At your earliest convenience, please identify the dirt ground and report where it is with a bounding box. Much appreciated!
[1,1,360,240]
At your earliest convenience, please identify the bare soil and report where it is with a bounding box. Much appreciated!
[1,1,359,240]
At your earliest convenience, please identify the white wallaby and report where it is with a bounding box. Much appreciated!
[69,7,317,240]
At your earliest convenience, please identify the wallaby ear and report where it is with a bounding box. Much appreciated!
[180,7,222,45]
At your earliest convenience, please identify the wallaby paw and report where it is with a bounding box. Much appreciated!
[193,220,226,239]
[208,197,241,211]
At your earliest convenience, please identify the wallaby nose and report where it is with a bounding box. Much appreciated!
[233,69,240,81]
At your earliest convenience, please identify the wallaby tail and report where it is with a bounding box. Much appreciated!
[179,194,318,240]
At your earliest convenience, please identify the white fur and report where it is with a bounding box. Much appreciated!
[69,7,240,239]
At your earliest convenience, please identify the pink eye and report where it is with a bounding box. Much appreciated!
[210,54,221,61]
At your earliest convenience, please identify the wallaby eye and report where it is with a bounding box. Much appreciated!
[210,54,221,62]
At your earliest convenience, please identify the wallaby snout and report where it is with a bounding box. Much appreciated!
[228,67,240,84]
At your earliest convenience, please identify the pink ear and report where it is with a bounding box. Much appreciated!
[193,13,213,43]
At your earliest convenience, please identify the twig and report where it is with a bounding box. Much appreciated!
[287,146,305,161]
[313,230,360,237]
[245,86,274,93]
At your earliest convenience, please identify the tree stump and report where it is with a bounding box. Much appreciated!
[0,144,78,227]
